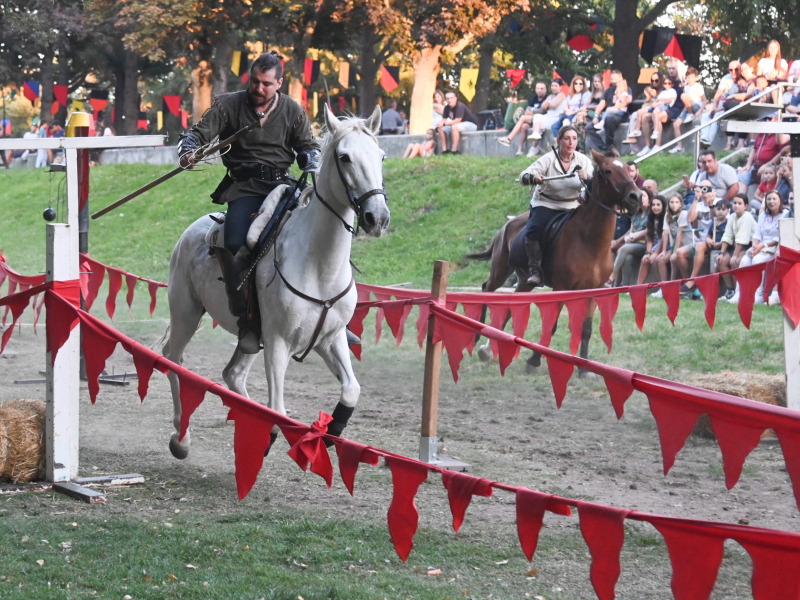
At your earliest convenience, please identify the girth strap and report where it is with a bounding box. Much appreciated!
[274,260,355,362]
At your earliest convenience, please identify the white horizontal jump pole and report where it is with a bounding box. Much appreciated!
[0,132,165,482]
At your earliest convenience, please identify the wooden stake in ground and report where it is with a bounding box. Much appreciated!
[419,260,469,471]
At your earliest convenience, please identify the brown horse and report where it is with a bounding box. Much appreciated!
[466,147,642,373]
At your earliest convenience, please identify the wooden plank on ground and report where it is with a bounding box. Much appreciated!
[74,474,144,486]
[52,482,106,504]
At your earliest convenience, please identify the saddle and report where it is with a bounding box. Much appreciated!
[509,209,575,287]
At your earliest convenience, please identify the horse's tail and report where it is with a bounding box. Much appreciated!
[465,240,495,262]
[152,324,171,354]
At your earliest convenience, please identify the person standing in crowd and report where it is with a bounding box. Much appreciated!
[736,130,789,205]
[498,81,548,156]
[436,90,478,155]
[381,100,404,134]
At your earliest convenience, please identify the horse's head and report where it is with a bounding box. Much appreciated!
[590,147,642,216]
[320,105,391,236]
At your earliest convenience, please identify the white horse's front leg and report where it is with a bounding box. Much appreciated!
[262,335,291,454]
[315,329,361,441]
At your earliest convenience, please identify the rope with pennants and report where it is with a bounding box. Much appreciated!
[2,278,800,599]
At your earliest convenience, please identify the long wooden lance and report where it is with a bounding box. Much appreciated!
[91,112,265,220]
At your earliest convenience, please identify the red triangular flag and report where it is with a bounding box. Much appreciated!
[661,280,681,325]
[733,266,765,329]
[177,372,211,440]
[105,268,123,320]
[629,286,648,331]
[646,388,704,475]
[546,354,574,408]
[227,407,276,500]
[516,488,572,561]
[441,471,493,534]
[148,281,159,316]
[335,438,380,496]
[537,302,561,347]
[163,95,181,117]
[385,457,429,562]
[595,294,619,353]
[125,274,137,318]
[565,298,587,355]
[709,415,765,489]
[578,502,631,600]
[80,318,118,404]
[694,274,720,329]
[663,35,685,62]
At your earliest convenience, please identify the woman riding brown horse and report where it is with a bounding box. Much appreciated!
[467,133,642,373]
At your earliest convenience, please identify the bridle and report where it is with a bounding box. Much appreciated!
[587,163,639,218]
[312,140,389,235]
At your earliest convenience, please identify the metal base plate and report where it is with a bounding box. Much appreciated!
[427,456,471,472]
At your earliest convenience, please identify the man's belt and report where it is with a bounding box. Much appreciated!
[230,163,289,183]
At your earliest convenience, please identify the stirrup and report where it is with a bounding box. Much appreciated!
[346,328,361,346]
[237,328,261,354]
[526,269,543,286]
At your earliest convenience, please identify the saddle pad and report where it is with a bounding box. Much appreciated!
[509,209,575,286]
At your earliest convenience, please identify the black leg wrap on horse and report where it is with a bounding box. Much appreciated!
[264,432,278,457]
[325,403,355,447]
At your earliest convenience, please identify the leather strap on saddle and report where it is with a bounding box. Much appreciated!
[274,262,355,363]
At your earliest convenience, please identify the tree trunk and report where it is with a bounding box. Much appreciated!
[612,0,643,88]
[408,46,442,135]
[121,50,139,135]
[359,31,379,118]
[213,38,232,98]
[192,62,213,124]
[40,51,54,121]
[55,63,69,126]
[471,34,496,114]
[113,63,125,133]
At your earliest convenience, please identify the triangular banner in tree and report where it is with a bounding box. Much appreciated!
[137,111,148,131]
[180,110,188,129]
[505,69,526,88]
[304,59,320,86]
[567,34,594,52]
[89,90,109,114]
[459,68,479,102]
[162,95,181,117]
[157,111,163,132]
[53,84,68,106]
[663,36,684,62]
[380,65,400,93]
[674,34,703,69]
[338,62,352,88]
[23,81,40,103]
[640,27,677,64]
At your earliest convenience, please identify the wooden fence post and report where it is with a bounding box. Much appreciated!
[419,260,469,471]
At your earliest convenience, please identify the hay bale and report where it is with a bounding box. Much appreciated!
[0,400,46,483]
[686,372,785,441]
[0,422,7,477]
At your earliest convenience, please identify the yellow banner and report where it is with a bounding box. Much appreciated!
[231,51,241,76]
[312,92,318,118]
[157,111,163,131]
[459,68,479,102]
[339,62,350,88]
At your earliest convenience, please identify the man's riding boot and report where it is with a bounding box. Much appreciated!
[214,246,261,354]
[525,237,544,287]
[345,327,361,346]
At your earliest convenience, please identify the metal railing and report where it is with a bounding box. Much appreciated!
[634,81,800,166]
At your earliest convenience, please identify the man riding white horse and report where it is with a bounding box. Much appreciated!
[519,125,594,286]
[178,51,322,354]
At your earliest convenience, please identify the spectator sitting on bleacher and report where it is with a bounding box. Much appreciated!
[381,100,405,134]
[624,71,664,146]
[758,40,789,81]
[593,75,632,143]
[525,79,567,155]
[663,194,691,282]
[681,158,705,209]
[636,193,666,288]
[777,156,793,205]
[679,199,731,297]
[551,76,590,137]
[403,128,436,158]
[498,81,548,156]
[736,130,789,207]
[585,70,628,152]
[739,190,789,306]
[437,90,478,154]
[684,151,738,202]
[432,90,446,127]
[634,76,678,156]
[673,181,717,290]
[784,87,800,120]
[718,194,756,302]
[646,78,685,156]
[751,163,780,211]
[611,188,650,286]
[670,67,707,153]
[699,61,740,147]
[575,73,606,127]
[667,58,687,87]
[642,178,659,199]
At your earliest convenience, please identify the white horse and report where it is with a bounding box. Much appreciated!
[163,105,390,459]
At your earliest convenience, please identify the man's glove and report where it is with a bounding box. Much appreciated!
[520,173,535,186]
[297,148,321,172]
[178,133,201,168]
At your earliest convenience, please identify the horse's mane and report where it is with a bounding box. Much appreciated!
[320,115,378,165]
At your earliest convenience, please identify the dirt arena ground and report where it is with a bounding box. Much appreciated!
[1,309,797,599]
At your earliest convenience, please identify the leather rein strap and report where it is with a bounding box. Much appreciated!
[274,259,355,362]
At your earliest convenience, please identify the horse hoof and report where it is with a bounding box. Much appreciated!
[578,369,595,380]
[477,345,493,362]
[169,431,190,460]
[524,363,540,375]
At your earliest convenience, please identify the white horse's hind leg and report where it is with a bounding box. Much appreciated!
[163,296,205,460]
[222,348,259,398]
[315,331,361,440]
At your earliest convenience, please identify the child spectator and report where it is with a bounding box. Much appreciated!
[612,189,650,286]
[679,199,731,297]
[664,194,691,281]
[403,128,436,158]
[670,67,706,153]
[751,163,779,211]
[739,190,789,305]
[719,194,756,301]
[637,194,666,289]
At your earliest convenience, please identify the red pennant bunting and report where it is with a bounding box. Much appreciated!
[286,412,335,488]
[546,354,574,407]
[694,275,719,329]
[148,281,159,316]
[462,303,484,323]
[733,266,764,329]
[498,339,519,375]
[578,502,631,600]
[650,519,724,600]
[44,291,79,365]
[595,294,619,353]
[80,318,119,404]
[660,280,681,325]
[125,274,138,318]
[416,304,430,348]
[776,432,800,512]
[227,407,276,500]
[630,286,647,331]
[335,438,380,496]
[383,300,413,345]
[646,389,704,475]
[738,538,800,600]
[537,302,561,347]
[123,341,167,402]
[602,369,635,419]
[565,298,587,355]
[105,268,123,320]
[85,261,105,311]
[79,258,90,301]
[1,291,32,352]
[441,471,493,534]
[509,304,531,341]
[348,305,370,340]
[505,69,526,88]
[385,457,429,562]
[516,488,572,561]
[440,317,476,382]
[710,415,765,489]
[177,373,211,440]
